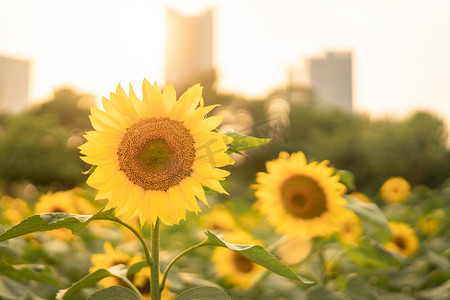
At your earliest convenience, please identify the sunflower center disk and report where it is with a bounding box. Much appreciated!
[233,252,254,273]
[118,118,196,191]
[280,175,327,219]
[394,236,407,250]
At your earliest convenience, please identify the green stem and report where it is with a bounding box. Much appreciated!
[118,275,146,300]
[151,219,161,300]
[318,245,327,285]
[159,240,208,293]
[107,217,153,269]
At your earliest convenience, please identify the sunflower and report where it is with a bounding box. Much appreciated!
[35,191,81,241]
[211,231,265,289]
[90,242,173,299]
[380,177,411,203]
[0,195,31,225]
[199,204,236,231]
[350,192,371,203]
[276,238,312,265]
[337,209,362,245]
[79,80,233,226]
[253,151,347,239]
[90,242,139,287]
[384,222,419,257]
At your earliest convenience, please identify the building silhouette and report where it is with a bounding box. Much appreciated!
[308,51,353,111]
[165,8,215,96]
[0,55,30,114]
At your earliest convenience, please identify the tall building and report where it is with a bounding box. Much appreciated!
[165,8,214,94]
[0,55,30,114]
[308,51,353,111]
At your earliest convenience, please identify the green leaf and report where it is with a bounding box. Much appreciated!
[0,277,47,300]
[176,286,230,300]
[0,208,116,242]
[56,264,130,300]
[306,286,348,300]
[224,131,271,151]
[346,238,405,269]
[204,231,313,285]
[82,165,97,175]
[0,260,59,286]
[344,195,392,242]
[335,169,355,191]
[87,286,140,300]
[127,261,148,275]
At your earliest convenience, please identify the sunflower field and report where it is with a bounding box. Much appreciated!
[0,81,449,300]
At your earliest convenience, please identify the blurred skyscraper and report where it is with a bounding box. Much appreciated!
[0,55,30,114]
[308,51,353,111]
[165,8,215,97]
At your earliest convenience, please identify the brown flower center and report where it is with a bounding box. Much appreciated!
[118,117,196,191]
[280,175,327,219]
[233,252,254,273]
[394,235,407,250]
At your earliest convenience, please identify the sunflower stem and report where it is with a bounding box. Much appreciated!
[107,217,153,268]
[159,240,208,293]
[151,219,161,300]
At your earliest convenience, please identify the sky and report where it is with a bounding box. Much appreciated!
[1,0,450,126]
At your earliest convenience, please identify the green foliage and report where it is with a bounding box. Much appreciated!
[57,265,132,300]
[346,238,404,269]
[0,209,115,242]
[0,112,85,187]
[237,104,450,195]
[0,261,59,285]
[344,195,392,242]
[224,131,272,153]
[176,286,230,300]
[204,231,313,285]
[0,88,94,194]
[87,286,140,300]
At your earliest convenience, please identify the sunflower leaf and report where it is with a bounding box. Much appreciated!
[334,169,355,192]
[127,261,148,275]
[82,165,97,175]
[0,209,116,242]
[306,285,348,300]
[56,264,132,300]
[204,231,313,285]
[0,260,59,286]
[346,238,405,269]
[344,195,392,242]
[176,286,230,300]
[87,286,140,300]
[224,131,271,151]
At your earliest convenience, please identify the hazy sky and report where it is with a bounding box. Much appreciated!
[1,0,450,124]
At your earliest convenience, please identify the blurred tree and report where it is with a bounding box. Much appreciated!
[232,100,450,197]
[32,87,94,132]
[0,88,94,195]
[0,112,86,193]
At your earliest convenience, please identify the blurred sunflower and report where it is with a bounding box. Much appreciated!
[253,151,347,239]
[0,195,31,225]
[211,231,265,289]
[276,238,312,265]
[416,214,441,235]
[90,242,173,299]
[350,191,371,203]
[79,80,233,226]
[384,222,419,257]
[35,191,79,241]
[380,177,411,203]
[337,209,362,245]
[199,204,236,231]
